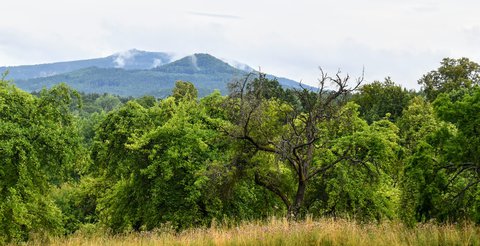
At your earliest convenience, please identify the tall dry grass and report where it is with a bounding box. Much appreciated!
[21,217,480,246]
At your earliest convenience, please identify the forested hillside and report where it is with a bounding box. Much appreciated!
[0,49,173,80]
[6,51,306,98]
[1,57,480,244]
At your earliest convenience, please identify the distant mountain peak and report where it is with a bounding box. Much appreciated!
[155,53,239,74]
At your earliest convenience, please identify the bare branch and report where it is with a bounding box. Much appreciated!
[255,172,291,209]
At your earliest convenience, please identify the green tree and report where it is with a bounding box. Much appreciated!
[0,79,86,243]
[396,97,438,152]
[396,97,441,225]
[228,73,296,104]
[94,94,122,112]
[199,90,287,220]
[353,78,413,123]
[397,94,480,224]
[135,95,157,108]
[432,88,480,222]
[172,80,198,102]
[226,72,399,218]
[305,105,400,220]
[418,57,480,101]
[92,87,237,231]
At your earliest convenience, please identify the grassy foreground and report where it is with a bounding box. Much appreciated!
[23,217,480,246]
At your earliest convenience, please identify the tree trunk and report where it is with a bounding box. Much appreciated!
[289,179,307,218]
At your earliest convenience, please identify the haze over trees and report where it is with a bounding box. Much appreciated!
[1,57,480,243]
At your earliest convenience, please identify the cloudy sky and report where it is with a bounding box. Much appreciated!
[1,0,479,89]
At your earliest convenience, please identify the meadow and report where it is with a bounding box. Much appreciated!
[23,217,480,246]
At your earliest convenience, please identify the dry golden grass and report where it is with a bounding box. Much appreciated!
[22,217,480,246]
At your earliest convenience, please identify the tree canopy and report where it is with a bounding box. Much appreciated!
[0,78,86,242]
[418,57,480,101]
[2,57,480,243]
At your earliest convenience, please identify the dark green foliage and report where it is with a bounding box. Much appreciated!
[246,73,297,104]
[398,90,480,225]
[51,177,106,234]
[353,78,414,123]
[432,87,480,222]
[135,95,157,108]
[400,141,448,225]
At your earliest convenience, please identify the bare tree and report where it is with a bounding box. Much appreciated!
[226,69,363,217]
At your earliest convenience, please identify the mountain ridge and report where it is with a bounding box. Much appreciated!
[0,49,173,80]
[3,50,313,97]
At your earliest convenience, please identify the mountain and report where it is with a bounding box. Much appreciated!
[155,54,239,74]
[0,49,173,80]
[8,51,312,97]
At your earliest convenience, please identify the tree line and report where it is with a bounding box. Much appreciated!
[1,57,480,243]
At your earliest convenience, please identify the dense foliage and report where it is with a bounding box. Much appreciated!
[0,77,86,242]
[1,57,480,243]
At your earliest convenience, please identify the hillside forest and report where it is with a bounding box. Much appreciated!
[1,57,480,243]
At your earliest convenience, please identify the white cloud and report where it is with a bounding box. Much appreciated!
[151,58,163,68]
[113,49,139,68]
[190,55,200,71]
[1,0,479,89]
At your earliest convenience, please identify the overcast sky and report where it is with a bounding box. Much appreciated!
[1,0,479,89]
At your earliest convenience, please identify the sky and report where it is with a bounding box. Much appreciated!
[1,0,479,89]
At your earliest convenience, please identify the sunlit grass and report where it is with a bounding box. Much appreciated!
[22,217,480,246]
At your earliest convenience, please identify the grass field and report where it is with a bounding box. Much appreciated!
[22,217,480,246]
